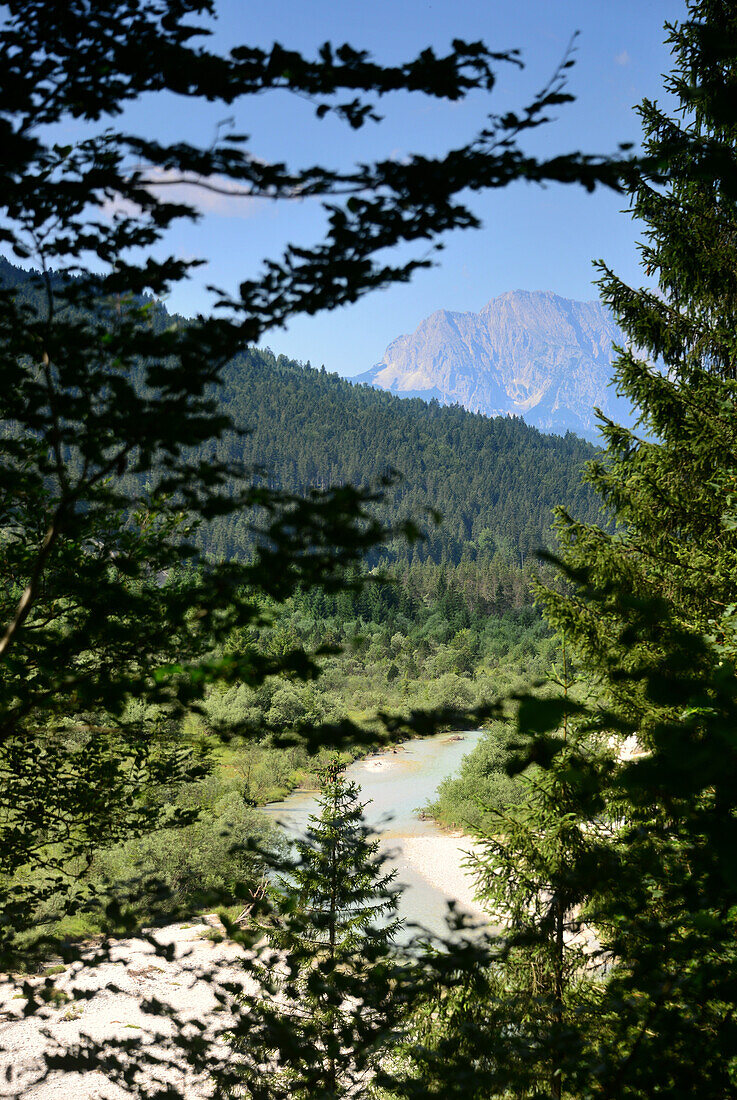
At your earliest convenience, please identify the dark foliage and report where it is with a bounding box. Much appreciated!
[0,0,632,1093]
[207,348,602,567]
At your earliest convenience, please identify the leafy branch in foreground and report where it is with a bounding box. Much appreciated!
[0,0,629,966]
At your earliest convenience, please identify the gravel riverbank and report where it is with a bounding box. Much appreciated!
[0,916,253,1099]
[1,735,488,1095]
[400,833,487,919]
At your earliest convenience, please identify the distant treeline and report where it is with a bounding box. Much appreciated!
[196,348,602,565]
[295,555,553,633]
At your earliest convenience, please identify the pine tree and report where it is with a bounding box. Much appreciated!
[470,661,606,1100]
[230,762,403,1100]
[531,3,737,1094]
[388,660,606,1100]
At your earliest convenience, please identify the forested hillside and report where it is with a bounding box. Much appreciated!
[203,349,601,564]
[0,257,601,567]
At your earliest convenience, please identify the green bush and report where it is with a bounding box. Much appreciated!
[424,722,526,832]
[26,777,286,941]
[101,791,281,912]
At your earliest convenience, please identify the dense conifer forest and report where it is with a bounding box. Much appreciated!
[0,255,601,569]
[207,349,601,565]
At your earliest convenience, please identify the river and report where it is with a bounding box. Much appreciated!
[264,729,486,939]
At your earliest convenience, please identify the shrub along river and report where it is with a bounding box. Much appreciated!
[264,730,487,940]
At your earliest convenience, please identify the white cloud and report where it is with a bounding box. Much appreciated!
[615,50,631,66]
[139,167,264,218]
[100,166,265,220]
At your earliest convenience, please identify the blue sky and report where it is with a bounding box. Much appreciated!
[74,1,681,374]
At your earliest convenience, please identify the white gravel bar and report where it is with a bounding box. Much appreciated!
[0,916,254,1099]
[401,833,487,918]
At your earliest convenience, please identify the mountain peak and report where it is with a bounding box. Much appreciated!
[360,290,631,438]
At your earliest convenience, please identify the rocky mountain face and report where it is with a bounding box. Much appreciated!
[355,290,634,438]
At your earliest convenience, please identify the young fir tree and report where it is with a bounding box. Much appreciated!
[230,761,403,1100]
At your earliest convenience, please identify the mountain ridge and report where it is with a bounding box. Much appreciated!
[355,290,633,439]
